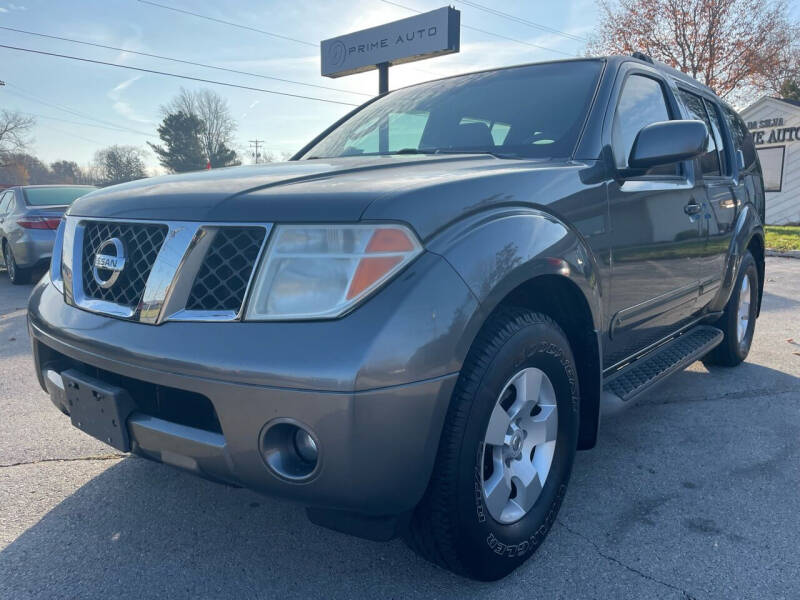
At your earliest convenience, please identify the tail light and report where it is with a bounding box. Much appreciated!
[17,217,62,230]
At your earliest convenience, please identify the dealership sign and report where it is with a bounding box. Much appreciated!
[746,117,800,145]
[321,7,460,78]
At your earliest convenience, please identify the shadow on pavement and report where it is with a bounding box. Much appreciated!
[0,458,491,599]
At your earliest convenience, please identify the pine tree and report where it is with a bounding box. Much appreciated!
[148,111,207,173]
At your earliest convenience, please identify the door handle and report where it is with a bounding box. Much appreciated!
[684,200,702,216]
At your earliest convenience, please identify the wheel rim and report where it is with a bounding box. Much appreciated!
[736,272,751,345]
[480,367,558,525]
[4,246,14,281]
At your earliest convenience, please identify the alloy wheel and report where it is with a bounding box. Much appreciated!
[480,367,558,524]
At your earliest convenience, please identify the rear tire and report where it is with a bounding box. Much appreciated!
[704,251,759,367]
[405,308,579,581]
[3,243,31,285]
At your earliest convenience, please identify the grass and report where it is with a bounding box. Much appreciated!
[765,225,800,252]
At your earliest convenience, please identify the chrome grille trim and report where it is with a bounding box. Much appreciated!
[62,216,272,324]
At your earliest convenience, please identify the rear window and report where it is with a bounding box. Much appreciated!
[23,186,96,206]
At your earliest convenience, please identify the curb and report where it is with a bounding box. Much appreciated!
[766,249,800,259]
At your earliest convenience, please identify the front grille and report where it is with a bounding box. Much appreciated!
[185,227,266,312]
[81,221,168,308]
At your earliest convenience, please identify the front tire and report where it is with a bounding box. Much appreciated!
[704,251,759,367]
[406,308,579,581]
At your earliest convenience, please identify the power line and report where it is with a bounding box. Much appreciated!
[5,85,157,137]
[455,0,587,43]
[0,44,361,107]
[377,0,575,57]
[21,110,155,136]
[0,26,372,97]
[137,0,318,48]
[135,0,440,78]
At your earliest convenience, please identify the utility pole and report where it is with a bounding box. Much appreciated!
[249,139,265,164]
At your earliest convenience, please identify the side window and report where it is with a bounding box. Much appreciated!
[722,105,757,169]
[679,90,720,176]
[612,74,678,175]
[704,99,729,175]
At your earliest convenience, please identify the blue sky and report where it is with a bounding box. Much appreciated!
[3,0,797,173]
[0,0,600,172]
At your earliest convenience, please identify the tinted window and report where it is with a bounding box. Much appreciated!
[304,60,604,159]
[722,105,757,169]
[613,74,678,174]
[679,90,720,176]
[22,186,96,206]
[704,99,729,175]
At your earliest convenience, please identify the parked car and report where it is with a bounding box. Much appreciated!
[1,185,97,284]
[27,55,764,580]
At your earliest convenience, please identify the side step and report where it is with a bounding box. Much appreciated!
[603,326,723,403]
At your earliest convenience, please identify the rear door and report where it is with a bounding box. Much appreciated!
[604,66,705,368]
[677,89,738,305]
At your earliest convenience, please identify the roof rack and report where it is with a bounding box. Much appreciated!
[631,52,654,64]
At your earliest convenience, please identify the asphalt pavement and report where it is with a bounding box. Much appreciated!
[1,259,799,599]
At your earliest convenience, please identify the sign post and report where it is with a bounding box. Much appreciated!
[321,6,460,95]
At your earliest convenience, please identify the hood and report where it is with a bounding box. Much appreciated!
[69,155,553,219]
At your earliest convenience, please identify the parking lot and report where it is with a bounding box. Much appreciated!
[0,258,798,599]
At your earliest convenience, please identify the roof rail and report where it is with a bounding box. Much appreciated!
[631,52,654,64]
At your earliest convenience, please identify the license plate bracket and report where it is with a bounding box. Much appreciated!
[62,369,136,452]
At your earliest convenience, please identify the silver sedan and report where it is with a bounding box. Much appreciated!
[0,185,96,285]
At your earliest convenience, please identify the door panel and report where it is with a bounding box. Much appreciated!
[678,91,738,305]
[603,71,704,368]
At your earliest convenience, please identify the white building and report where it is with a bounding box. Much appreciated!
[741,97,800,225]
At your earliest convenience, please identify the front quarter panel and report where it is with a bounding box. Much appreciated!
[427,207,604,345]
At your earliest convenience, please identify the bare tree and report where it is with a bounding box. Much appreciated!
[93,145,148,186]
[589,0,800,103]
[0,110,35,156]
[164,88,240,167]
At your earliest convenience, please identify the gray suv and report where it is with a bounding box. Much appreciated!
[1,185,97,284]
[28,55,765,580]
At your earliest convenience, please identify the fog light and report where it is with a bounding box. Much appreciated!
[294,429,318,463]
[259,419,320,481]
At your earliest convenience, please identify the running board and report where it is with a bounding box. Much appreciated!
[603,326,723,403]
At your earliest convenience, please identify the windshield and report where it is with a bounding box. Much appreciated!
[303,60,603,160]
[23,186,97,206]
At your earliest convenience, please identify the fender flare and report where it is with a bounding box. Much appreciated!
[710,203,764,314]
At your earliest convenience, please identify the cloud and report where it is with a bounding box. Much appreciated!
[107,76,154,124]
[0,8,7,12]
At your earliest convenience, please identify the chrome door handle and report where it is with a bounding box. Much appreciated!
[684,201,702,216]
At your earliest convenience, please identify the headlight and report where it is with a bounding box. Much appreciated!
[245,224,422,320]
[50,218,66,293]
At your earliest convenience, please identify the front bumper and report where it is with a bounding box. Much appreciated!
[28,252,478,515]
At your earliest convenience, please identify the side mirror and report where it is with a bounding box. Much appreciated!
[628,120,708,170]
